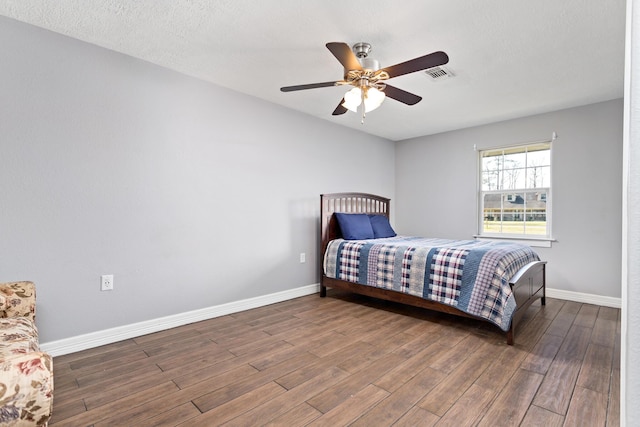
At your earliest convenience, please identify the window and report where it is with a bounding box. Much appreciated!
[478,142,551,240]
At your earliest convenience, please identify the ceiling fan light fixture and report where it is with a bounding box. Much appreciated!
[364,87,385,112]
[342,87,362,112]
[342,86,386,114]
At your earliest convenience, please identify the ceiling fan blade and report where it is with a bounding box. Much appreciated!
[383,84,422,105]
[332,99,348,115]
[280,81,339,92]
[382,51,449,79]
[326,42,363,71]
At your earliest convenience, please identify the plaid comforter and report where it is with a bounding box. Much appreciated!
[323,236,540,331]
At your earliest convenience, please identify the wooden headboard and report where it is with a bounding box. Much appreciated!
[320,192,391,255]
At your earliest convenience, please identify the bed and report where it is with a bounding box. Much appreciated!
[320,192,546,345]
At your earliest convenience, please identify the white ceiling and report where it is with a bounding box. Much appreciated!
[0,0,626,141]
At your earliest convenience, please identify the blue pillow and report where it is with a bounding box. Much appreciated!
[368,214,397,238]
[334,213,374,240]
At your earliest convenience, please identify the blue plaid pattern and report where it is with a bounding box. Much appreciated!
[401,248,414,292]
[429,248,468,305]
[376,245,398,289]
[338,242,364,282]
[467,247,511,315]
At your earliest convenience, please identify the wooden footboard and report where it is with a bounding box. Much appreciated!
[319,192,546,345]
[506,261,546,345]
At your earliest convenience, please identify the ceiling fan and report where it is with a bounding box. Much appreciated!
[280,42,449,123]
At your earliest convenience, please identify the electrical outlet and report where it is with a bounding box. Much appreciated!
[299,253,306,263]
[101,274,114,291]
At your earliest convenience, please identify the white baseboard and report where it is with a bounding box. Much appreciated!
[546,287,621,309]
[41,283,321,357]
[41,283,619,357]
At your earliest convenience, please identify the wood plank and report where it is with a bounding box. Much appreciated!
[306,332,364,358]
[520,333,564,374]
[155,344,235,373]
[135,402,202,427]
[530,323,593,413]
[555,324,592,361]
[48,399,86,425]
[72,357,160,389]
[94,365,259,426]
[477,369,544,427]
[138,330,211,356]
[512,309,552,351]
[173,361,258,390]
[221,367,349,426]
[60,381,180,426]
[392,406,440,427]
[334,343,388,374]
[532,356,581,414]
[539,298,565,320]
[559,301,583,315]
[84,367,177,410]
[56,361,163,403]
[54,338,138,365]
[607,332,621,427]
[248,341,311,371]
[191,352,318,412]
[474,345,525,392]
[306,384,389,426]
[350,367,446,427]
[572,303,599,328]
[274,341,372,390]
[392,327,446,358]
[186,381,286,426]
[228,338,293,358]
[591,307,618,348]
[212,329,272,348]
[563,386,608,427]
[427,333,485,374]
[520,405,564,427]
[435,384,495,427]
[262,403,322,427]
[544,301,581,338]
[67,347,149,372]
[373,341,450,393]
[418,342,496,416]
[306,353,405,413]
[576,343,614,394]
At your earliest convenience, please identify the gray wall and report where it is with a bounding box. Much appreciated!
[0,17,395,343]
[395,99,623,299]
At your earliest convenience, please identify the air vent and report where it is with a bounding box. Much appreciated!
[424,66,454,80]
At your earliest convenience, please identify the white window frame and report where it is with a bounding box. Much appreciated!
[475,140,554,248]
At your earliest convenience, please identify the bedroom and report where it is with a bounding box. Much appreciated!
[0,0,637,425]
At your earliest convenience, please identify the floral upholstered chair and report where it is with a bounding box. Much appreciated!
[0,282,53,426]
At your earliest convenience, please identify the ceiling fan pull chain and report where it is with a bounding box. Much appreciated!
[361,86,366,124]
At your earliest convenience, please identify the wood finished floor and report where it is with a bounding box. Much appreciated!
[50,291,620,426]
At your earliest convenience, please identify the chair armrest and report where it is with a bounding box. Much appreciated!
[0,282,36,321]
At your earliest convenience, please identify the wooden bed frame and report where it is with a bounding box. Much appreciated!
[319,192,546,345]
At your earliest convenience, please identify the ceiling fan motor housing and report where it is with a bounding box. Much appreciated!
[359,57,380,72]
[352,42,380,71]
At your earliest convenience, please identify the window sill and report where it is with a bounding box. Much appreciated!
[473,235,555,248]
